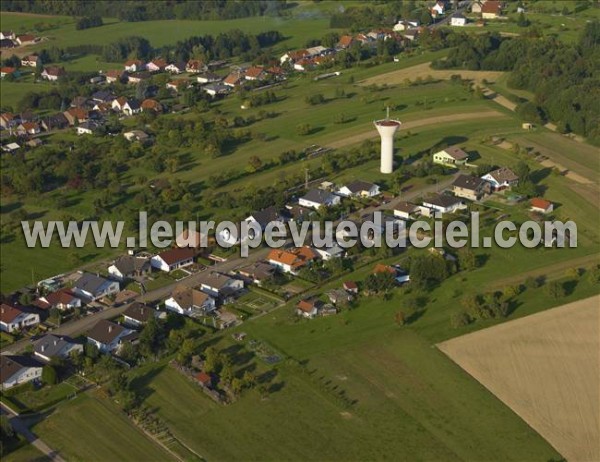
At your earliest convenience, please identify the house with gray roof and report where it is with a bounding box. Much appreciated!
[86,319,135,353]
[299,189,341,210]
[33,334,83,362]
[108,255,151,281]
[72,272,120,302]
[1,355,43,390]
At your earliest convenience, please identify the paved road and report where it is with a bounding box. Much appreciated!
[1,404,66,462]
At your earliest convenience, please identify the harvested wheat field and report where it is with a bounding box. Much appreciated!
[360,62,505,86]
[438,295,600,462]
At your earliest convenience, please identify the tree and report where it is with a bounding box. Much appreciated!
[545,281,565,299]
[221,362,234,385]
[516,12,530,27]
[247,155,263,172]
[296,123,312,136]
[420,9,433,25]
[450,311,471,328]
[42,365,58,385]
[458,248,477,271]
[230,377,244,396]
[176,338,196,366]
[139,317,163,358]
[242,371,256,389]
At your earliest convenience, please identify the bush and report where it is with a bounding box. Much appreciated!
[42,365,57,385]
[450,311,472,328]
[545,281,566,299]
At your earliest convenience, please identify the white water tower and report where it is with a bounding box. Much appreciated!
[374,108,401,174]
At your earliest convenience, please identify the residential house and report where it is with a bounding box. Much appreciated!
[123,130,150,143]
[245,205,290,232]
[165,62,187,74]
[151,247,195,272]
[244,66,267,81]
[0,67,18,78]
[63,107,89,126]
[196,72,221,84]
[421,193,465,216]
[127,71,151,85]
[16,34,37,45]
[0,31,15,40]
[108,255,151,281]
[166,79,192,92]
[312,244,345,260]
[41,66,65,81]
[450,12,467,26]
[91,90,116,104]
[452,174,490,201]
[147,58,166,72]
[1,142,20,152]
[26,138,43,148]
[393,20,420,31]
[238,262,275,286]
[431,1,446,17]
[0,39,16,49]
[481,167,519,191]
[402,29,420,41]
[123,302,156,327]
[296,299,323,318]
[433,146,469,166]
[338,180,381,198]
[124,59,145,72]
[86,319,135,353]
[1,355,43,390]
[111,97,128,112]
[41,113,69,131]
[0,112,17,129]
[141,98,163,113]
[76,120,103,135]
[16,121,40,136]
[197,272,244,298]
[471,1,484,14]
[35,289,81,311]
[21,54,40,67]
[203,83,230,97]
[72,272,120,302]
[122,99,142,116]
[223,72,244,88]
[394,201,421,220]
[33,334,83,362]
[70,96,90,109]
[267,247,319,274]
[343,281,358,294]
[279,49,309,65]
[337,35,355,49]
[327,289,353,306]
[530,198,554,214]
[105,69,125,84]
[0,304,40,333]
[186,59,206,73]
[299,189,341,209]
[481,1,503,19]
[195,371,213,388]
[165,285,216,316]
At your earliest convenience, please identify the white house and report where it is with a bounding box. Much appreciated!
[296,299,322,319]
[122,302,156,327]
[431,1,446,17]
[0,304,40,333]
[151,247,195,272]
[481,167,519,191]
[124,60,145,73]
[313,244,345,260]
[33,334,83,362]
[266,247,319,274]
[36,289,81,311]
[421,194,466,216]
[196,272,244,298]
[122,100,141,116]
[394,201,421,220]
[450,13,467,26]
[1,355,43,390]
[86,319,135,353]
[338,181,381,198]
[393,19,419,31]
[299,189,341,209]
[165,62,186,74]
[72,272,120,302]
[433,146,469,166]
[165,286,216,316]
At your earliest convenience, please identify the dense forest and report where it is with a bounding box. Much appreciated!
[432,22,600,144]
[0,0,289,21]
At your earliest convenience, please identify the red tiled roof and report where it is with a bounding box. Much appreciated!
[1,67,16,74]
[482,1,502,14]
[157,247,195,265]
[245,66,265,78]
[373,264,395,274]
[531,198,552,209]
[0,304,23,323]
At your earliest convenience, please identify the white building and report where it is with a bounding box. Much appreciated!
[0,304,40,333]
[1,355,43,390]
[165,286,216,316]
[298,189,341,209]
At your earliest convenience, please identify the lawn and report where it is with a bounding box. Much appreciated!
[1,382,78,413]
[3,442,50,462]
[32,392,176,462]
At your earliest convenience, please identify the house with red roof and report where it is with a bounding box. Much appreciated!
[0,304,40,333]
[530,198,554,214]
[35,289,82,311]
[151,247,195,272]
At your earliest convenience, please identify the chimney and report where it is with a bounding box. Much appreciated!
[41,345,45,352]
[54,340,58,346]
[141,308,144,315]
[108,325,113,333]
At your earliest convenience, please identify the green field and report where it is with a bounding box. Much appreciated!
[3,442,50,462]
[32,392,176,462]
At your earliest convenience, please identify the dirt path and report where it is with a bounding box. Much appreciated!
[326,110,505,150]
[360,62,505,87]
[438,295,600,462]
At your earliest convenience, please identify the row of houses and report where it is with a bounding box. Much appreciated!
[0,31,39,49]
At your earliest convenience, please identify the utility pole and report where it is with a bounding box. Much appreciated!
[305,167,309,190]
